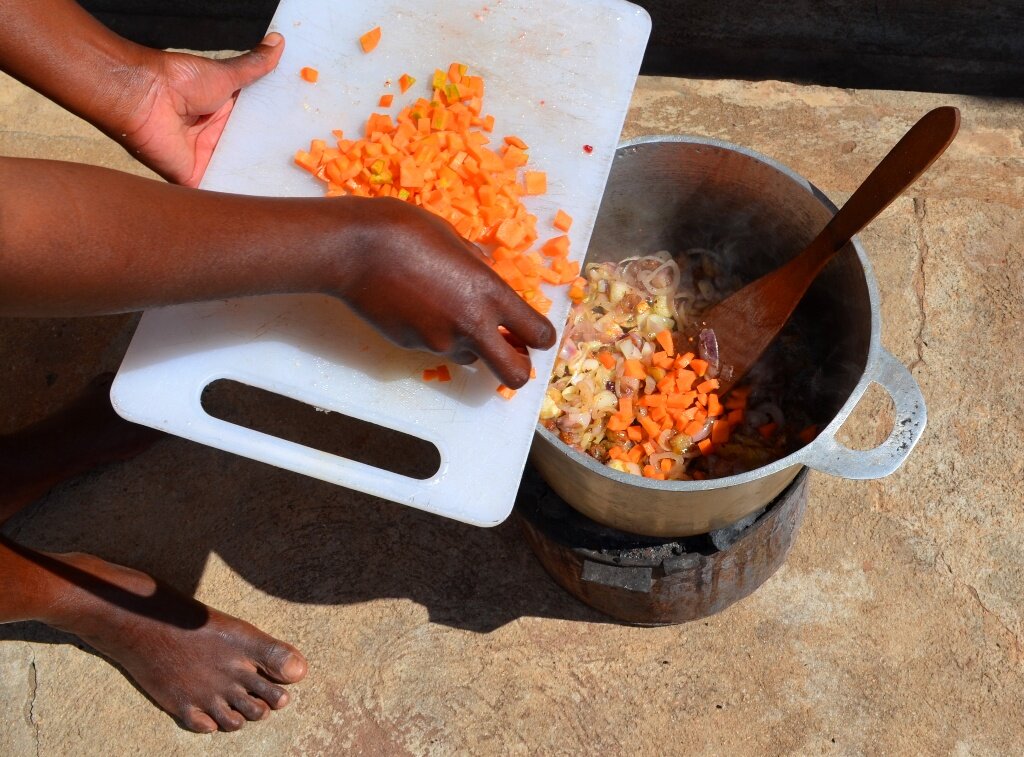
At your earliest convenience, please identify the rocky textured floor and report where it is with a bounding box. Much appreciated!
[1,65,1022,755]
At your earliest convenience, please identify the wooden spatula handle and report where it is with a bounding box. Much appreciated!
[812,106,960,262]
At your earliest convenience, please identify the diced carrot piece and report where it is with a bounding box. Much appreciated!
[727,409,744,425]
[724,386,751,410]
[711,420,731,445]
[447,62,465,84]
[683,420,705,438]
[639,415,661,439]
[379,94,394,107]
[300,67,319,83]
[618,397,633,417]
[697,439,713,456]
[540,235,570,258]
[696,379,719,394]
[553,209,573,231]
[436,364,452,382]
[422,368,438,381]
[655,329,675,356]
[294,150,319,173]
[660,458,673,473]
[758,422,778,440]
[645,394,667,409]
[598,352,616,370]
[504,135,529,150]
[675,370,697,391]
[607,446,625,460]
[623,359,647,380]
[627,445,644,464]
[523,171,547,195]
[606,414,630,432]
[706,394,723,417]
[626,426,643,442]
[359,26,382,53]
[689,359,709,377]
[649,352,670,371]
[398,73,416,93]
[496,384,516,399]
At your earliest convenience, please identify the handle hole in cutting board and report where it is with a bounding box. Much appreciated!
[201,380,441,480]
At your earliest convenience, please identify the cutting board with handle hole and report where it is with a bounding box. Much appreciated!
[111,0,650,527]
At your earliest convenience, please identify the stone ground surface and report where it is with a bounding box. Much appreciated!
[1,63,1022,755]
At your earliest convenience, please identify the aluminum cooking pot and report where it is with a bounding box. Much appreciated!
[530,136,926,537]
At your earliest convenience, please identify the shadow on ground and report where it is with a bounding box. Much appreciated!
[1,317,609,651]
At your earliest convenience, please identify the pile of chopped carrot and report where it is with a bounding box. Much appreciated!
[602,329,752,479]
[293,61,581,399]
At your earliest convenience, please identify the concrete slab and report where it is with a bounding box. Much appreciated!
[2,68,1022,754]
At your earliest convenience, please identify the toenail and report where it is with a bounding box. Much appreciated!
[281,655,306,681]
[276,691,290,708]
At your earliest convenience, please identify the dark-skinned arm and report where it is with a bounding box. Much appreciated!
[0,0,285,186]
[0,157,555,387]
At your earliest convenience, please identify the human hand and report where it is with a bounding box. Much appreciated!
[333,199,557,388]
[118,34,285,187]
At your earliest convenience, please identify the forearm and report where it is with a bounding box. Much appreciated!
[0,0,151,140]
[0,156,365,316]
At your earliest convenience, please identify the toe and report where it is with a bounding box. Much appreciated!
[181,708,218,734]
[230,690,270,722]
[242,671,290,710]
[210,702,246,732]
[256,640,307,684]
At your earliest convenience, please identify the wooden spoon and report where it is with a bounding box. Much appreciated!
[701,106,960,395]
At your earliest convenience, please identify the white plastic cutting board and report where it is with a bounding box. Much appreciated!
[111,0,650,527]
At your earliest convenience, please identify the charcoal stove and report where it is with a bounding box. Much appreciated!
[515,464,807,625]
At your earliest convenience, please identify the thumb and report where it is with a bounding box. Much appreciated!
[217,32,285,91]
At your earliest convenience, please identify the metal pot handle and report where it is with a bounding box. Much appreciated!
[800,348,926,479]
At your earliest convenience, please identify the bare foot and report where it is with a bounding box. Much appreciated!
[41,550,307,732]
[0,373,162,520]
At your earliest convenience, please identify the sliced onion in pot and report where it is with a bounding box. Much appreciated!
[617,336,641,360]
[559,338,579,363]
[556,409,592,432]
[637,259,681,296]
[698,328,720,374]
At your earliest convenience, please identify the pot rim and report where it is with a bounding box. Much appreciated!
[534,133,884,491]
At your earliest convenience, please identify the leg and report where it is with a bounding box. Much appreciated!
[1,375,307,732]
[0,536,308,732]
[0,373,162,522]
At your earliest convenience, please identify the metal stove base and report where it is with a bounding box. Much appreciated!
[515,466,808,626]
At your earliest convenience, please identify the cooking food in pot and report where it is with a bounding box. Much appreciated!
[541,246,818,481]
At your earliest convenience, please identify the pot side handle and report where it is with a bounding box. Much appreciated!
[800,348,926,479]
